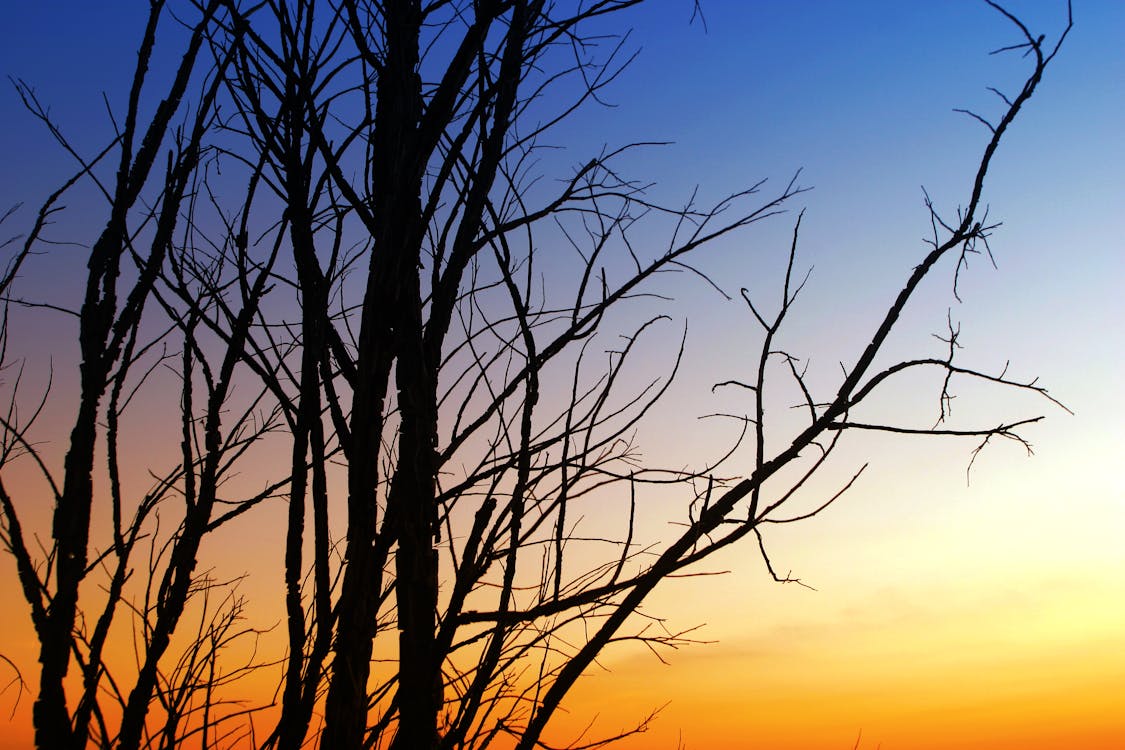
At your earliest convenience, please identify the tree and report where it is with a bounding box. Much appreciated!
[0,1,1071,748]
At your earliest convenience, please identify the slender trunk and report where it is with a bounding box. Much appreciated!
[277,145,329,749]
[321,2,424,747]
[34,398,100,750]
[34,214,125,748]
[389,303,440,750]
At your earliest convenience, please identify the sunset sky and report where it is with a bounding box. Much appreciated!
[1,2,1122,749]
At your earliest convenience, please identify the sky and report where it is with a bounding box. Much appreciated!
[1,2,1123,749]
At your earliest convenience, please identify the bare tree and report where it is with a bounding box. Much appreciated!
[0,1,1071,749]
[1,3,283,748]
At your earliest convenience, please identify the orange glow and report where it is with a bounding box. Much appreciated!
[550,580,1125,749]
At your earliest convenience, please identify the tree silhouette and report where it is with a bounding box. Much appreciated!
[0,1,1071,749]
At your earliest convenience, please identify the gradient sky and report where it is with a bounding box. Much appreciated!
[1,2,1122,749]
